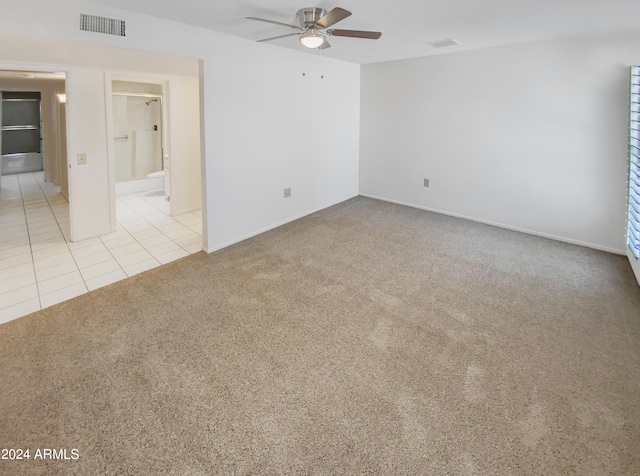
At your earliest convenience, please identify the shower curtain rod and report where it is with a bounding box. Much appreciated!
[112,92,162,98]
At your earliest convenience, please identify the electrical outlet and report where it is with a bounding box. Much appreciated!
[424,178,429,188]
[77,153,87,165]
[284,187,291,198]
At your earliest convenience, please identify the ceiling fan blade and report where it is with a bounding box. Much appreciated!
[327,29,382,40]
[257,32,300,43]
[319,40,331,50]
[246,17,301,30]
[316,7,351,28]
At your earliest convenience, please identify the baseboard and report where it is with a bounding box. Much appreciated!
[360,193,626,256]
[171,205,200,216]
[204,194,359,254]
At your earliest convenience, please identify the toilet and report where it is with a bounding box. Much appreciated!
[147,170,165,191]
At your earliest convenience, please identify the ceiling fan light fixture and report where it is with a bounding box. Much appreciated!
[300,30,325,49]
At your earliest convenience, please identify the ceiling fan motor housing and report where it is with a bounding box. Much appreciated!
[297,8,326,28]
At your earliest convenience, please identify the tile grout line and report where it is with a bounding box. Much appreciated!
[18,173,44,311]
[113,197,163,272]
[117,192,201,258]
[33,172,89,301]
[1,175,202,320]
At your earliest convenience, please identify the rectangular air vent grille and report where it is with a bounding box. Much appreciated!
[80,13,126,37]
[426,38,459,49]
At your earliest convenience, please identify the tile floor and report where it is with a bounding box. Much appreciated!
[0,172,203,325]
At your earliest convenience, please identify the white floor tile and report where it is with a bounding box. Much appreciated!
[157,222,185,233]
[99,229,131,242]
[0,284,39,309]
[184,243,204,254]
[178,216,202,228]
[0,223,28,237]
[37,270,84,296]
[146,214,177,227]
[109,242,144,259]
[165,227,194,240]
[79,259,121,281]
[25,210,53,220]
[173,213,195,223]
[85,269,127,291]
[70,242,109,259]
[131,228,162,241]
[0,262,35,281]
[32,243,71,261]
[26,218,58,230]
[156,248,189,265]
[0,244,32,260]
[139,234,171,249]
[0,238,30,253]
[116,249,154,268]
[27,222,60,234]
[0,272,37,294]
[0,174,204,326]
[31,237,68,252]
[36,260,79,282]
[121,222,154,234]
[33,251,75,271]
[67,237,102,251]
[0,252,33,271]
[0,298,41,325]
[102,235,136,250]
[40,282,88,309]
[74,250,114,269]
[30,229,64,243]
[147,240,182,258]
[174,233,202,248]
[123,258,161,277]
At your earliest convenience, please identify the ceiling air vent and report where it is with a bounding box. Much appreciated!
[426,38,459,49]
[80,13,126,37]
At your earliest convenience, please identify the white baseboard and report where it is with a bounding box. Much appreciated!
[204,195,358,254]
[171,205,200,216]
[360,193,626,256]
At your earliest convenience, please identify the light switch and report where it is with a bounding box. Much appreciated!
[77,153,87,165]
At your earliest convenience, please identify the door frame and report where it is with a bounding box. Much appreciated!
[105,71,170,232]
[0,61,70,228]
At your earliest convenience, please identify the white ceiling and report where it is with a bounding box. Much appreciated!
[85,0,640,64]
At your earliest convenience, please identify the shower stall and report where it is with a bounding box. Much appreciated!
[112,91,166,196]
[1,91,43,175]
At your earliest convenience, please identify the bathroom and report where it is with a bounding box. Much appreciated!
[0,71,67,195]
[112,80,169,199]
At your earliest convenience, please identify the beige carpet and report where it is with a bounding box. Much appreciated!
[1,196,639,475]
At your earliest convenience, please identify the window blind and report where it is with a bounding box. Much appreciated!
[629,66,640,259]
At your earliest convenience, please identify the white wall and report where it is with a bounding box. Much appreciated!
[0,0,361,251]
[201,42,360,250]
[65,67,111,240]
[360,31,640,254]
[163,74,201,217]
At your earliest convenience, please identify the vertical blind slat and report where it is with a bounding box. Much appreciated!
[628,67,640,258]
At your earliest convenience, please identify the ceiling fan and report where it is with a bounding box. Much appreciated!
[246,7,381,50]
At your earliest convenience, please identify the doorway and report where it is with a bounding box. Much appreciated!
[112,91,167,199]
[106,75,203,262]
[1,91,43,175]
[0,70,67,194]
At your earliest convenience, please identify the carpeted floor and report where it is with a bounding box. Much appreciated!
[1,196,639,475]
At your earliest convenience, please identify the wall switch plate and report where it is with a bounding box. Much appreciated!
[77,153,87,165]
[424,178,429,187]
[284,187,291,198]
